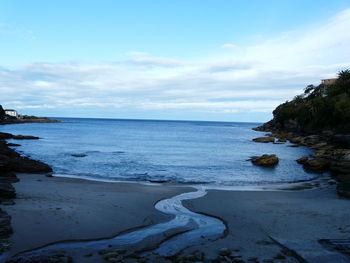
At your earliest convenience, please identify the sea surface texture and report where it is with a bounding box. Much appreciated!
[1,118,316,185]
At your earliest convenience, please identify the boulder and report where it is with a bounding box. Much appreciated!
[0,155,10,173]
[335,174,350,183]
[296,157,308,164]
[0,209,12,236]
[331,135,350,148]
[251,154,279,167]
[337,182,350,198]
[304,135,321,145]
[0,183,16,198]
[10,157,52,173]
[303,159,330,173]
[289,136,304,144]
[218,248,232,257]
[310,142,328,150]
[252,137,275,143]
[329,150,350,175]
[71,154,87,158]
[277,138,287,143]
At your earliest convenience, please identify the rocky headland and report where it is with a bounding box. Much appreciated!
[0,105,54,255]
[0,105,60,125]
[252,70,350,198]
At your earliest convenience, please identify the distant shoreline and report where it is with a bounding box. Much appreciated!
[0,118,61,125]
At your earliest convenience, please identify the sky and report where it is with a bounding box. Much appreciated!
[1,0,350,122]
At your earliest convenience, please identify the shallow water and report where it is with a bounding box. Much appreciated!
[0,118,316,184]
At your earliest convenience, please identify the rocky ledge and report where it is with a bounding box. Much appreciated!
[0,131,52,253]
[252,125,350,198]
[0,118,60,125]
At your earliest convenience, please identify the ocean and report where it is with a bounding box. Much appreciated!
[1,118,317,185]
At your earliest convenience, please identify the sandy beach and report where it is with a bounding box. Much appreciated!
[1,173,349,262]
[182,185,350,262]
[1,174,192,262]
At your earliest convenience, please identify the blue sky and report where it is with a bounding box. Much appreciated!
[1,0,350,121]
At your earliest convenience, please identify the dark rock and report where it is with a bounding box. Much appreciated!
[304,135,321,145]
[328,179,337,185]
[6,253,73,263]
[6,143,21,147]
[252,137,275,143]
[0,105,5,121]
[303,158,330,173]
[289,136,304,144]
[0,209,12,236]
[10,157,52,173]
[251,154,279,167]
[296,157,308,164]
[12,135,39,140]
[0,173,19,183]
[0,154,11,172]
[0,133,13,139]
[71,154,87,158]
[337,182,350,198]
[335,174,350,183]
[0,183,16,198]
[330,135,350,147]
[218,248,232,257]
[288,144,300,148]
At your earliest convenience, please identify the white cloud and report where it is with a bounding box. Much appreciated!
[128,56,186,68]
[221,43,238,49]
[1,9,350,119]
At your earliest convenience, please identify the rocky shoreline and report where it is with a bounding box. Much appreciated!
[0,131,53,255]
[252,123,350,198]
[0,118,61,125]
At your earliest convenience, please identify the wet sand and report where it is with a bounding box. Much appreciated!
[2,174,192,259]
[183,185,350,262]
[2,174,350,262]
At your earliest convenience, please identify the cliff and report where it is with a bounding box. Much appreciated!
[256,70,350,135]
[254,70,350,198]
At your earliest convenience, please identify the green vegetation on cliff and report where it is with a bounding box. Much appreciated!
[269,70,350,133]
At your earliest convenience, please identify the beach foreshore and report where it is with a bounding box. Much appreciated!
[2,173,350,262]
[183,184,350,262]
[1,174,193,262]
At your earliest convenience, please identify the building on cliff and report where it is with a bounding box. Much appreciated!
[5,109,18,118]
[321,78,337,85]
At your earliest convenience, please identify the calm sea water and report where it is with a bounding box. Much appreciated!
[0,118,317,185]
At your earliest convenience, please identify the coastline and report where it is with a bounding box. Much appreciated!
[0,118,61,126]
[1,121,349,262]
[252,124,350,198]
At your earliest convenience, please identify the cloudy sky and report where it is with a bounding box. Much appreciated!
[1,0,350,122]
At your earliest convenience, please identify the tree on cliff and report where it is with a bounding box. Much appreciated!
[0,105,5,120]
[270,70,350,133]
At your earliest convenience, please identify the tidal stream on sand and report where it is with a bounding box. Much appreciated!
[6,186,226,260]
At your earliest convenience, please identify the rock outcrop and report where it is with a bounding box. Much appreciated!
[252,69,350,197]
[0,105,5,121]
[252,137,275,143]
[251,154,279,167]
[0,130,53,253]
